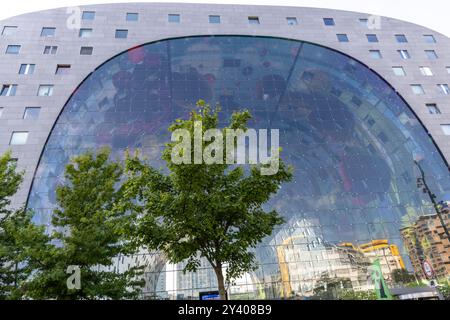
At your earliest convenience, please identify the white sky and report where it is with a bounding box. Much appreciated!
[1,0,450,37]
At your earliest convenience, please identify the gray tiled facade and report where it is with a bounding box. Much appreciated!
[1,3,450,209]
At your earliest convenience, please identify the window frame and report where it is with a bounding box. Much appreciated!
[37,85,54,97]
[40,27,56,37]
[10,131,29,145]
[19,64,35,75]
[6,45,21,54]
[23,107,41,119]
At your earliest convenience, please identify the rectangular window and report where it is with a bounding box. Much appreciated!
[395,34,408,43]
[392,66,406,76]
[209,15,221,24]
[0,84,17,96]
[43,46,57,54]
[23,107,41,119]
[366,34,378,43]
[323,18,335,26]
[337,34,349,42]
[168,14,180,23]
[426,104,441,114]
[441,124,450,136]
[56,64,71,75]
[115,29,128,39]
[398,50,410,59]
[286,17,298,25]
[447,67,450,74]
[359,18,368,27]
[438,84,450,95]
[419,66,433,76]
[369,50,382,59]
[10,132,28,145]
[248,16,260,24]
[80,46,93,55]
[0,107,3,118]
[6,45,21,54]
[82,11,95,20]
[2,26,17,36]
[19,64,35,75]
[411,84,425,95]
[425,50,438,59]
[79,28,93,38]
[423,35,436,43]
[126,13,139,21]
[41,27,56,37]
[37,85,53,96]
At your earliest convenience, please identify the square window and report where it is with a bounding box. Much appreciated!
[56,64,71,75]
[79,28,93,38]
[425,50,438,59]
[82,11,95,20]
[419,66,433,76]
[37,85,53,96]
[1,84,17,96]
[392,66,406,76]
[126,13,139,21]
[209,15,221,24]
[115,29,128,39]
[369,50,382,59]
[323,18,335,26]
[23,107,41,119]
[80,46,93,55]
[411,84,425,95]
[6,45,21,54]
[2,26,17,36]
[41,27,56,37]
[423,35,436,43]
[395,34,408,43]
[168,14,180,23]
[398,50,410,59]
[366,34,378,43]
[19,64,35,75]
[438,84,450,95]
[10,132,28,145]
[248,16,260,24]
[426,104,441,114]
[359,18,368,27]
[43,46,57,54]
[441,124,450,135]
[286,17,298,25]
[337,34,349,42]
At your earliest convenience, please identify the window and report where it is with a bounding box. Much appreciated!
[10,132,28,145]
[209,15,221,24]
[19,64,35,75]
[168,14,180,23]
[441,125,450,136]
[426,104,441,114]
[423,35,436,43]
[79,28,93,38]
[41,27,55,37]
[323,18,335,26]
[2,26,17,36]
[80,46,93,55]
[1,85,17,96]
[82,11,95,20]
[337,34,349,42]
[286,17,298,25]
[126,13,139,21]
[392,67,406,76]
[438,84,450,95]
[56,64,71,75]
[23,107,41,119]
[398,50,410,59]
[37,85,53,96]
[395,34,408,43]
[366,34,378,43]
[6,45,20,54]
[419,66,433,76]
[248,16,260,24]
[359,18,368,27]
[446,67,450,74]
[0,107,3,118]
[115,29,128,39]
[369,50,382,59]
[43,46,57,54]
[425,50,438,59]
[411,84,425,95]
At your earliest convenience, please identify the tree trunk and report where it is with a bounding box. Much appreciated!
[213,265,227,300]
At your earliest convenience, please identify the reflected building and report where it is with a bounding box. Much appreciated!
[1,3,450,299]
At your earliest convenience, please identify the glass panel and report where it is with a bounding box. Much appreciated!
[41,27,55,37]
[168,14,180,23]
[10,132,28,145]
[209,15,220,24]
[24,107,41,119]
[82,11,95,20]
[126,13,139,21]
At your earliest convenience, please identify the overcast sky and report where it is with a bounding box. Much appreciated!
[1,0,450,37]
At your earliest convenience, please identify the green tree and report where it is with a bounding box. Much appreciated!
[122,100,293,300]
[391,269,417,285]
[26,148,144,299]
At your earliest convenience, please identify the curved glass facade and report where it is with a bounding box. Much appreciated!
[28,36,450,299]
